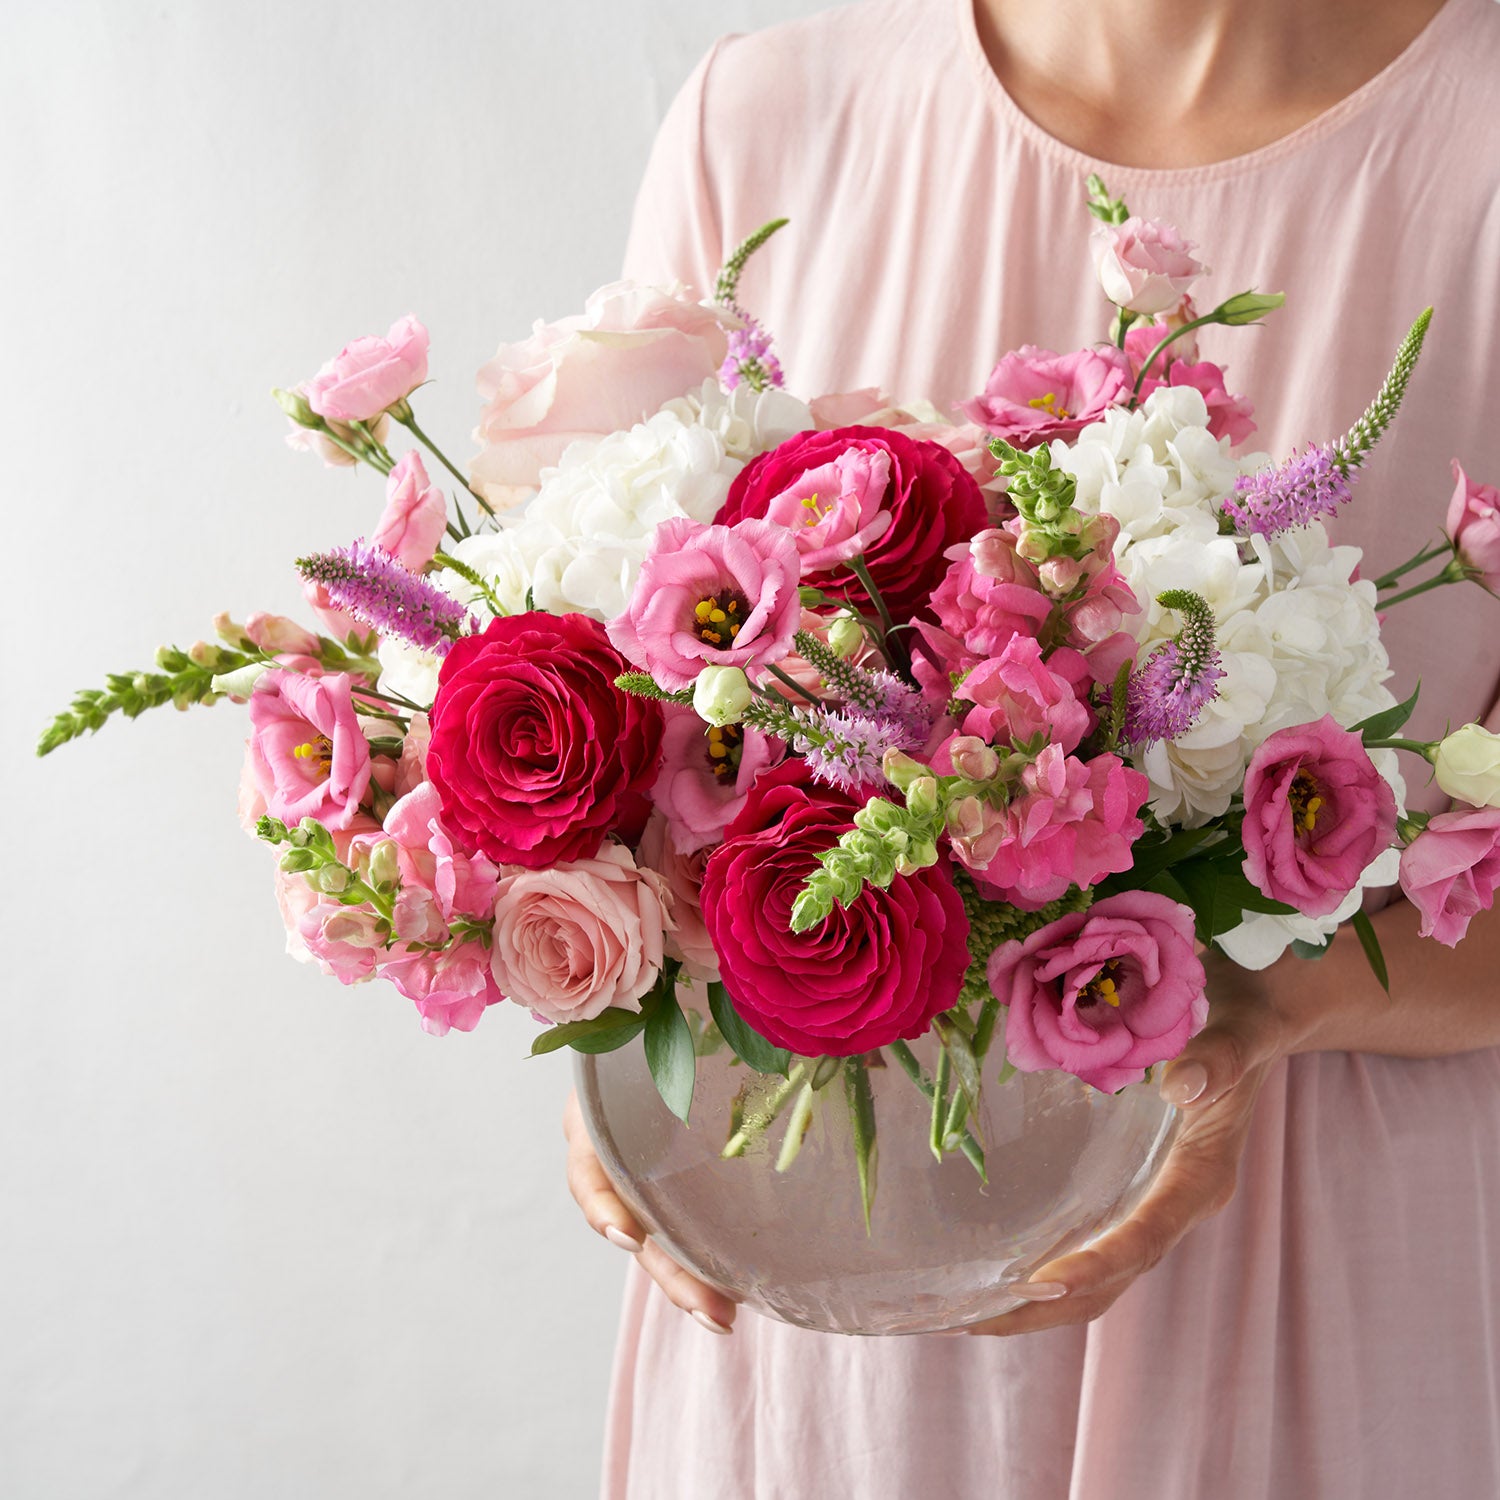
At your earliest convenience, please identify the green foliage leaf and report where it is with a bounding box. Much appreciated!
[1351,908,1390,993]
[528,1007,645,1057]
[643,986,697,1122]
[1169,857,1297,944]
[707,982,791,1076]
[1352,684,1421,743]
[1106,826,1223,891]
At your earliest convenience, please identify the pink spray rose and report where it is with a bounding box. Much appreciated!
[961,745,1150,909]
[1242,716,1399,918]
[1398,808,1500,948]
[959,345,1133,449]
[701,763,970,1056]
[305,315,429,425]
[759,442,894,571]
[427,612,664,868]
[489,844,673,1024]
[650,705,780,854]
[951,636,1091,754]
[1091,217,1206,316]
[470,281,733,507]
[988,891,1208,1093]
[247,669,373,831]
[1446,461,1500,591]
[373,451,448,573]
[718,426,987,622]
[607,516,803,693]
[638,811,719,979]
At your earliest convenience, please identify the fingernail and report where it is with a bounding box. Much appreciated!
[1161,1059,1208,1106]
[690,1308,732,1336]
[603,1225,643,1254]
[1011,1281,1068,1301]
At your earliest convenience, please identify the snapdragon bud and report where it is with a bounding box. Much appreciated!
[946,796,985,841]
[946,736,1000,783]
[367,840,401,891]
[210,662,270,698]
[881,748,928,793]
[309,864,352,895]
[906,776,940,819]
[827,612,864,659]
[692,665,753,727]
[895,839,940,876]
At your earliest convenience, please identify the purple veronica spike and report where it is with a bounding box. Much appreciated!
[867,669,934,748]
[1222,442,1353,538]
[719,317,784,393]
[297,539,474,655]
[792,708,889,794]
[1123,590,1225,748]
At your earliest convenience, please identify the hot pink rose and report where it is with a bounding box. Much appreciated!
[1446,460,1500,591]
[760,443,894,571]
[1242,716,1398,918]
[951,636,1091,754]
[607,516,803,693]
[1092,218,1206,316]
[988,891,1208,1093]
[958,345,1133,449]
[650,705,779,854]
[247,670,372,830]
[961,745,1150,909]
[470,281,733,508]
[718,426,986,622]
[427,612,664,867]
[373,451,448,573]
[305,315,429,425]
[1398,808,1500,948]
[489,844,672,1024]
[380,944,504,1036]
[701,762,970,1056]
[638,811,719,978]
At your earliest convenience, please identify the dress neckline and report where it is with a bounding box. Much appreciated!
[952,0,1474,187]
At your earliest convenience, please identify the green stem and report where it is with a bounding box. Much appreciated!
[1129,313,1218,404]
[1372,541,1454,591]
[760,661,824,706]
[848,555,895,643]
[1377,564,1467,609]
[395,412,496,518]
[774,1080,818,1173]
[888,1042,987,1180]
[318,425,393,475]
[929,1048,951,1162]
[720,1063,808,1159]
[1365,736,1438,759]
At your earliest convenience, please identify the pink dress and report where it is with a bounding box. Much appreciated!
[606,2,1500,1494]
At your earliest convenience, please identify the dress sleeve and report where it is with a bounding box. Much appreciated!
[620,39,733,293]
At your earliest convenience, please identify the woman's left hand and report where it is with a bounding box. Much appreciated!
[963,956,1298,1336]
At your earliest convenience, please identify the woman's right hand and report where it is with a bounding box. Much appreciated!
[563,1088,740,1335]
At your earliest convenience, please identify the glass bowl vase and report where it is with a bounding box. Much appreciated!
[575,1026,1178,1336]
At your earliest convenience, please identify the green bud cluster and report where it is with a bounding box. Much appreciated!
[952,868,1094,1009]
[1084,173,1130,226]
[1331,307,1432,475]
[987,440,1090,562]
[713,218,790,311]
[258,816,394,927]
[614,672,694,704]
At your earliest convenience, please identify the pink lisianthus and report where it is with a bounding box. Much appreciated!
[1446,461,1500,591]
[761,443,894,571]
[1123,313,1198,373]
[961,745,1150,909]
[988,891,1209,1093]
[305,315,429,425]
[650,705,779,854]
[247,670,372,831]
[1398,808,1500,948]
[952,636,1091,754]
[1092,217,1206,316]
[1242,717,1398,918]
[489,844,673,1024]
[379,944,504,1036]
[607,516,803,693]
[958,345,1133,449]
[373,451,448,573]
[638,811,719,978]
[470,281,733,508]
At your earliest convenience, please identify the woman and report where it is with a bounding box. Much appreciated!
[568,0,1500,1493]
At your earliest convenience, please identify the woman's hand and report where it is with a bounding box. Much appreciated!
[563,1088,741,1335]
[963,954,1299,1336]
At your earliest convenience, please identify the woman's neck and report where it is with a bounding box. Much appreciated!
[972,0,1451,167]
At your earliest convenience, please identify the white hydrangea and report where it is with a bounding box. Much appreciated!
[377,636,442,709]
[658,377,813,464]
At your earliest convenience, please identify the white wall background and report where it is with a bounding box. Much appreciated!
[1,4,833,1495]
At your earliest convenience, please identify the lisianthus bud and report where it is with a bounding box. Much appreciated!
[692,665,753,727]
[1217,291,1286,326]
[827,612,864,659]
[947,737,1001,783]
[273,385,319,427]
[210,662,270,698]
[1433,724,1500,809]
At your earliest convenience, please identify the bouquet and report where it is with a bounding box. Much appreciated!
[43,178,1500,1244]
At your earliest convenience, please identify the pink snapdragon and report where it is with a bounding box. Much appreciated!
[607,516,803,692]
[760,443,894,571]
[988,891,1208,1093]
[959,345,1133,449]
[380,782,501,940]
[381,945,504,1036]
[373,451,448,573]
[1092,218,1206,316]
[1242,716,1398,918]
[246,669,372,830]
[1398,808,1500,947]
[953,636,1091,754]
[1446,461,1500,591]
[305,315,429,425]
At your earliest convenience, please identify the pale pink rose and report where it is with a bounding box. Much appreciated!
[305,315,429,424]
[650,706,779,854]
[247,670,372,830]
[950,636,1091,754]
[470,281,733,507]
[1446,460,1500,591]
[1092,217,1206,316]
[1242,716,1398,918]
[371,451,448,573]
[761,444,894,571]
[959,345,1133,449]
[988,891,1208,1093]
[489,844,672,1024]
[637,811,719,979]
[1398,808,1500,947]
[962,745,1150,909]
[380,944,503,1036]
[607,516,803,692]
[285,384,391,467]
[243,613,321,658]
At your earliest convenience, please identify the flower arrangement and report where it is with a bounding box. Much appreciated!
[42,178,1500,1230]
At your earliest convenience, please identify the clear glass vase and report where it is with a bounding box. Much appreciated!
[575,1026,1179,1336]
